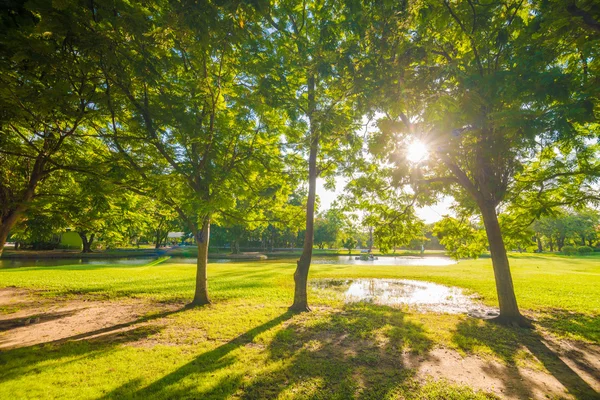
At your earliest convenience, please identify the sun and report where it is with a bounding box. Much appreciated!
[406,140,429,163]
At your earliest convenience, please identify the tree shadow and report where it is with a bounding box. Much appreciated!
[97,304,444,399]
[238,303,435,399]
[536,309,600,343]
[101,312,295,399]
[0,306,186,383]
[452,319,599,399]
[0,324,165,383]
[0,309,80,332]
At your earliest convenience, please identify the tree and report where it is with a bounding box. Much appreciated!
[93,0,289,305]
[341,237,357,255]
[0,1,101,256]
[259,0,364,311]
[367,0,598,326]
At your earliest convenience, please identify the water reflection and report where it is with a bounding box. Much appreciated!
[312,278,496,315]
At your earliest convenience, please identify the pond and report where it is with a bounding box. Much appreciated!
[312,278,498,316]
[309,255,455,266]
[0,255,456,269]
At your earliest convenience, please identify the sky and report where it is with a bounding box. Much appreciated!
[315,177,454,224]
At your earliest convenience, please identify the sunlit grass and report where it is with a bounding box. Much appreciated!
[0,253,597,399]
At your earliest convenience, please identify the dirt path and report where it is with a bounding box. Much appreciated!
[0,287,598,399]
[0,287,180,349]
[409,345,599,400]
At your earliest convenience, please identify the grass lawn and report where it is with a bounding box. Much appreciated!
[0,253,598,399]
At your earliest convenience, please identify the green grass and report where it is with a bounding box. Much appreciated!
[0,253,598,399]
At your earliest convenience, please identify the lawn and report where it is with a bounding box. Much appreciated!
[0,253,598,399]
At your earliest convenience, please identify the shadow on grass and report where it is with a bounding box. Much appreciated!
[0,325,164,384]
[536,309,600,343]
[0,306,187,383]
[100,304,496,399]
[101,312,295,399]
[238,303,435,399]
[452,319,599,399]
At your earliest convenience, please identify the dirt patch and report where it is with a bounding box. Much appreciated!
[404,334,600,400]
[0,287,181,349]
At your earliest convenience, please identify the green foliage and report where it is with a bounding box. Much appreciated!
[433,217,488,260]
[577,245,593,255]
[562,245,577,255]
[313,205,345,249]
[341,237,358,254]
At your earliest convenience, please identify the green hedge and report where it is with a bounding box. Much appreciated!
[578,245,593,254]
[562,245,577,255]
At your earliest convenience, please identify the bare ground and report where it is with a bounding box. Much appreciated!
[0,287,598,399]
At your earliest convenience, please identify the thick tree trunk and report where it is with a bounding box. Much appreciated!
[479,202,528,327]
[79,232,94,253]
[291,135,318,312]
[536,236,543,252]
[0,209,24,258]
[191,218,211,306]
[581,236,586,246]
[549,238,554,252]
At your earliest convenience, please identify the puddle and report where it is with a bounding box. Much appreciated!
[312,279,498,315]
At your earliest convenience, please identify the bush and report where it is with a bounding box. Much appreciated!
[577,246,593,255]
[562,245,577,255]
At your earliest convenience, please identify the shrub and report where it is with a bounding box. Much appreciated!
[562,245,577,255]
[577,246,593,255]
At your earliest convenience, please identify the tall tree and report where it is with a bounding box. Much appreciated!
[93,0,289,305]
[0,1,101,256]
[259,0,364,311]
[365,0,599,326]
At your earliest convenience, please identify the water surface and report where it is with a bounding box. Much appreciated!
[312,278,496,315]
[0,255,455,269]
[310,256,455,266]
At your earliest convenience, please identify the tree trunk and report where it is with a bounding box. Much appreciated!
[536,236,543,252]
[581,236,586,246]
[0,209,23,258]
[479,202,528,327]
[549,238,554,252]
[291,134,318,307]
[231,240,240,254]
[557,237,564,251]
[79,232,94,253]
[191,217,211,306]
[155,230,161,249]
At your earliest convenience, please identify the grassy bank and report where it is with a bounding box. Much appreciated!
[0,253,598,399]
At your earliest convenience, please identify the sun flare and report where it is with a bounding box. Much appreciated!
[406,140,429,163]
